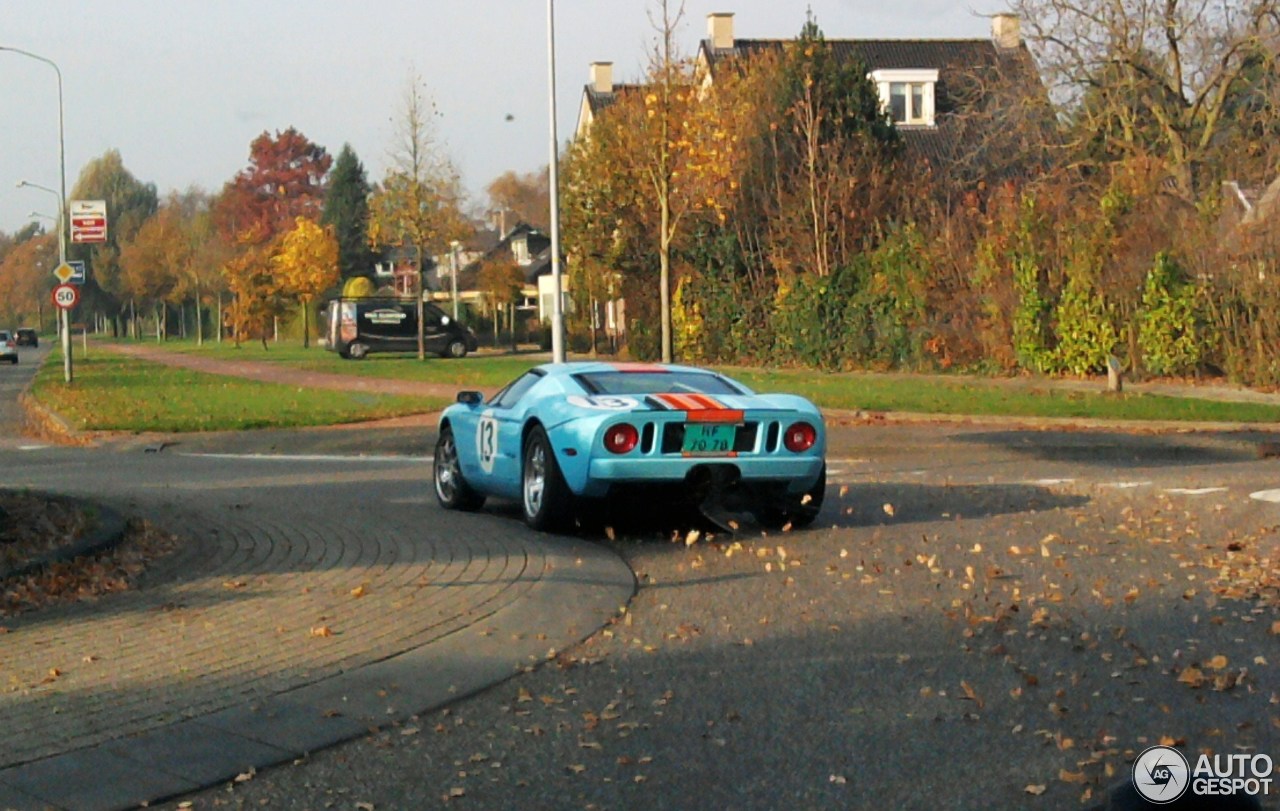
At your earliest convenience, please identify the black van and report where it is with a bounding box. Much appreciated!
[324,298,478,360]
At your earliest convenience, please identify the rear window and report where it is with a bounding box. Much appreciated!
[574,371,743,397]
[0,332,10,341]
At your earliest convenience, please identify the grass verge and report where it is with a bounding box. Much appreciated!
[88,338,1280,425]
[31,351,445,432]
[722,367,1280,423]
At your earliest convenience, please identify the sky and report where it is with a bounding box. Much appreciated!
[0,0,1010,236]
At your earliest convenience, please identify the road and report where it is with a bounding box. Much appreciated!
[1,359,1278,809]
[0,341,48,447]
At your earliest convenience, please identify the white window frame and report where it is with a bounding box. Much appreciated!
[870,69,938,127]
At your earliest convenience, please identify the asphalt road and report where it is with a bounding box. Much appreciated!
[2,373,1279,809]
[0,341,47,444]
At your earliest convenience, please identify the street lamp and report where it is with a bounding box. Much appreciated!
[3,45,70,383]
[546,0,566,362]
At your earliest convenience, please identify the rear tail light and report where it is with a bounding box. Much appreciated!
[604,423,639,454]
[783,421,817,452]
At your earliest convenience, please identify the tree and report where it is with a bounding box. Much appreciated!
[486,169,550,231]
[322,144,378,279]
[223,237,287,349]
[1008,0,1280,198]
[476,257,525,344]
[273,216,339,348]
[118,201,186,341]
[368,70,470,359]
[68,150,159,333]
[216,127,331,245]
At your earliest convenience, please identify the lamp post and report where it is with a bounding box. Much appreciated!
[449,240,461,321]
[546,0,566,362]
[3,45,70,383]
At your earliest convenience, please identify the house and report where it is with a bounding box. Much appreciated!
[373,245,436,298]
[446,222,571,322]
[577,12,1046,182]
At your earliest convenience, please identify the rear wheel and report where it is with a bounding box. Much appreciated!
[347,342,369,360]
[757,465,825,530]
[522,426,572,531]
[442,338,468,359]
[434,426,485,511]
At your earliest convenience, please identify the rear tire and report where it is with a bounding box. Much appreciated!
[522,426,573,531]
[442,339,468,359]
[434,426,485,511]
[347,342,369,360]
[757,464,825,530]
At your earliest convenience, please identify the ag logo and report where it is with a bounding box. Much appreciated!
[476,412,498,474]
[1132,745,1190,804]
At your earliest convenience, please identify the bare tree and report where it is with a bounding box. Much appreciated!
[1009,0,1280,197]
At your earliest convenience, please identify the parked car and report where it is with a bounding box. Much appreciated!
[0,331,17,364]
[433,362,826,531]
[323,297,478,360]
[14,328,37,347]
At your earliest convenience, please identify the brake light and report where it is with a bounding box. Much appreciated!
[603,423,639,454]
[783,421,817,452]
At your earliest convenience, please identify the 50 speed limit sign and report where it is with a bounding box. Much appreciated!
[52,283,80,310]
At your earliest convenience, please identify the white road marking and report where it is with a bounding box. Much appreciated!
[1249,489,1280,503]
[1164,487,1228,496]
[1027,478,1075,486]
[179,452,421,464]
[17,445,48,451]
[1100,481,1152,489]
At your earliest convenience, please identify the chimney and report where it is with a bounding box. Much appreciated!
[992,13,1021,49]
[589,62,613,94]
[707,12,735,50]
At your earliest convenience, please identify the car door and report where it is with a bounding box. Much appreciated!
[470,370,544,499]
[421,305,448,353]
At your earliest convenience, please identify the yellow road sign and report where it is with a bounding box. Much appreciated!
[54,263,75,283]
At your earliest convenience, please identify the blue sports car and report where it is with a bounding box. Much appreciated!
[433,362,826,532]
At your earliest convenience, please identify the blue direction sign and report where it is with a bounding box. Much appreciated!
[67,261,86,285]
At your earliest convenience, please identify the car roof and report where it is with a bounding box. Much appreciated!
[532,361,718,378]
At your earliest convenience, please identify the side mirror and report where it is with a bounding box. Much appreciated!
[456,390,484,406]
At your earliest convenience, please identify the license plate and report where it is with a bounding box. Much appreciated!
[682,423,737,454]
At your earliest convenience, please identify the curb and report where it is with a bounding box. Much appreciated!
[0,495,129,582]
[822,407,1280,436]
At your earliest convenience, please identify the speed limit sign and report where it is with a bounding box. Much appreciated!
[52,283,79,310]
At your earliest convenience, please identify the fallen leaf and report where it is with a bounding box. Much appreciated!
[1059,769,1087,784]
[356,803,375,811]
[234,768,255,783]
[350,585,367,599]
[829,774,848,785]
[567,763,586,775]
[1206,655,1229,670]
[883,503,895,517]
[1025,784,1047,796]
[1177,666,1205,688]
[309,626,334,638]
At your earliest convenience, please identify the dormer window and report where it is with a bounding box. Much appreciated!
[871,69,938,127]
[514,237,530,265]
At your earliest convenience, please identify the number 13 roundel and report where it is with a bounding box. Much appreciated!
[476,412,498,473]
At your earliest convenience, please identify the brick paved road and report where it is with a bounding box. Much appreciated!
[0,446,633,810]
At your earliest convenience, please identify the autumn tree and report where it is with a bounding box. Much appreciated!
[368,70,470,359]
[68,150,159,334]
[0,231,56,329]
[322,144,378,279]
[476,257,525,344]
[273,216,339,348]
[216,127,331,246]
[118,198,190,341]
[486,169,550,231]
[223,238,287,349]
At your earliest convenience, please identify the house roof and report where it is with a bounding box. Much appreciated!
[454,222,557,292]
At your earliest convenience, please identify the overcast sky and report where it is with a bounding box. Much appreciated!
[0,0,1010,236]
